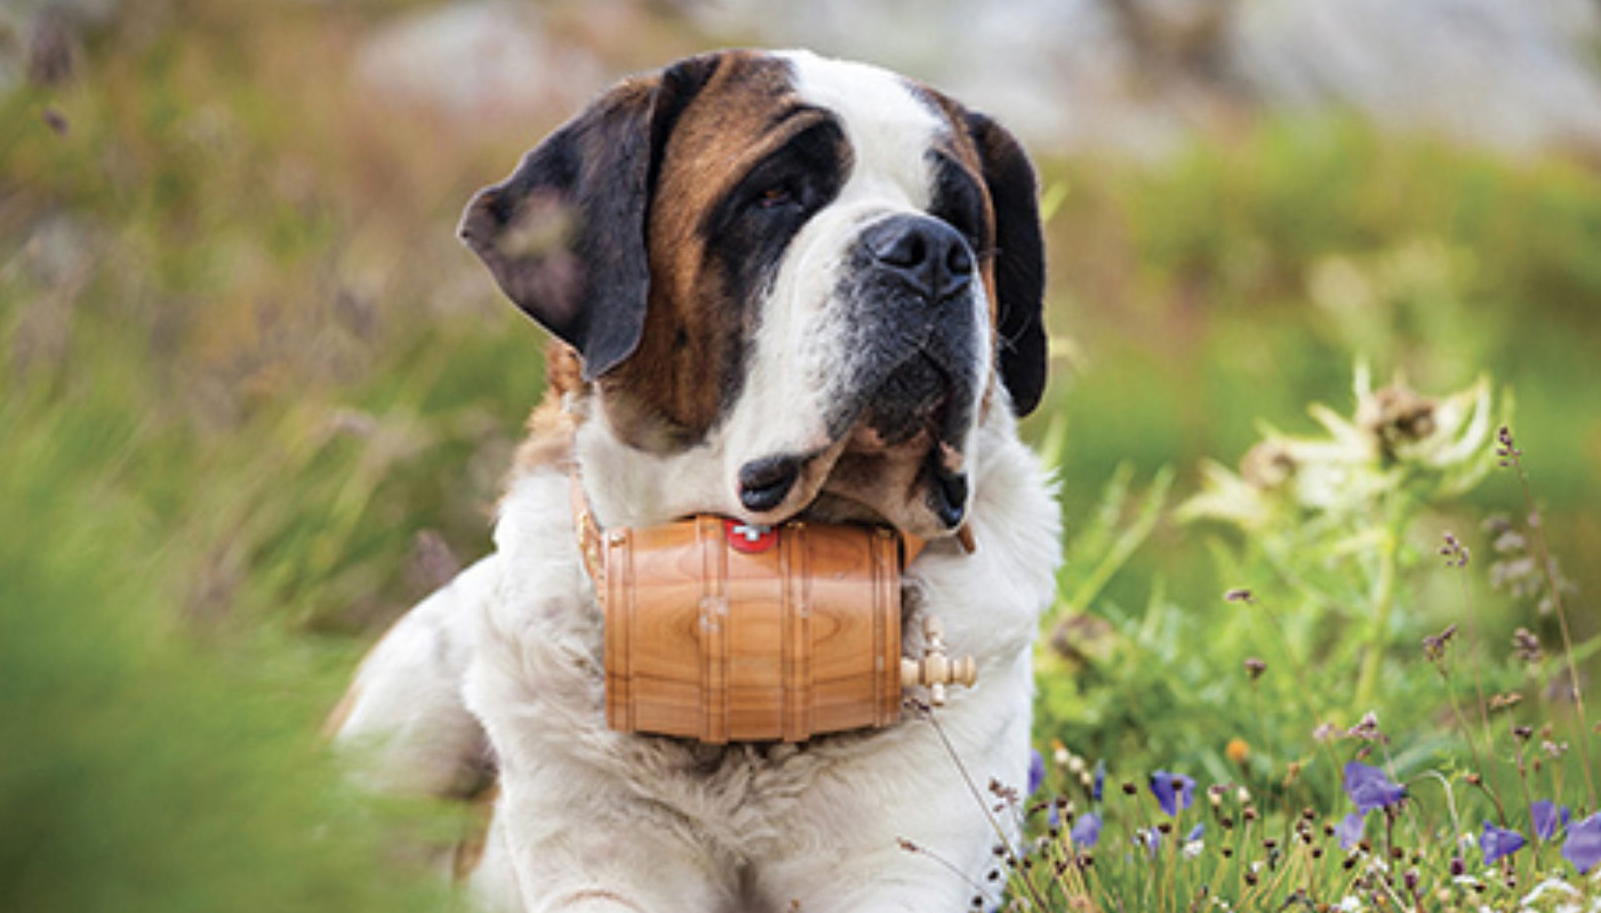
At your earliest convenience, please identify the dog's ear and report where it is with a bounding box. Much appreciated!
[967,112,1048,417]
[459,55,721,382]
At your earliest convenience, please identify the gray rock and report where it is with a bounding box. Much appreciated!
[694,0,1601,156]
[355,0,607,120]
[1228,0,1601,154]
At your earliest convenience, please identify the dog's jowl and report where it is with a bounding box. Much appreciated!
[331,49,1062,913]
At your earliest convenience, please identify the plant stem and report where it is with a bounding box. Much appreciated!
[1504,430,1596,805]
[1436,662,1507,826]
[1456,572,1507,823]
[1354,526,1401,712]
[918,707,1052,913]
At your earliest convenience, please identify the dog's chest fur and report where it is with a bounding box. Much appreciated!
[464,409,1058,865]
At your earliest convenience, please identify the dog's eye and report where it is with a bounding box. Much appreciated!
[754,185,799,211]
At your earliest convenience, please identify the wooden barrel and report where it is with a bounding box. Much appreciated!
[602,517,903,743]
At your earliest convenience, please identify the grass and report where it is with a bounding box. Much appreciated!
[2,2,1599,910]
[0,382,457,913]
[1012,385,1601,911]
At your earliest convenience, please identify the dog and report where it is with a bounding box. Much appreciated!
[329,49,1062,913]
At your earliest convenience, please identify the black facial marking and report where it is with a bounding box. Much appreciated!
[964,112,1048,416]
[928,152,991,253]
[928,461,969,529]
[702,116,850,313]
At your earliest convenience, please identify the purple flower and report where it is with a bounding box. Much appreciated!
[1563,812,1601,875]
[1149,771,1196,817]
[1134,827,1161,857]
[1186,822,1204,843]
[1342,761,1405,813]
[1071,811,1102,849]
[1092,759,1105,803]
[1028,749,1046,796]
[1480,821,1526,865]
[1334,811,1367,850]
[1531,800,1570,841]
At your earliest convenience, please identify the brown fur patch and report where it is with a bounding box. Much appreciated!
[509,340,583,480]
[601,51,798,450]
[451,780,501,881]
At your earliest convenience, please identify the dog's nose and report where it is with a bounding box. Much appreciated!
[865,215,974,303]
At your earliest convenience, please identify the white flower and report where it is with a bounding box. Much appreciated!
[1177,366,1506,532]
[1520,877,1578,906]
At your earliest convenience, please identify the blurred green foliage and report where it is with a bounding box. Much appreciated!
[0,377,458,912]
[1039,122,1601,601]
[1028,121,1601,800]
[2,1,1599,908]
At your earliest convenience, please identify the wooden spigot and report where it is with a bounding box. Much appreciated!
[900,616,977,706]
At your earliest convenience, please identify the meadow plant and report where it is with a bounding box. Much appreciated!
[985,371,1600,912]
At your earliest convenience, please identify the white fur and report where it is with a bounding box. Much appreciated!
[335,556,494,797]
[333,51,1062,913]
[779,50,944,213]
[339,413,1059,913]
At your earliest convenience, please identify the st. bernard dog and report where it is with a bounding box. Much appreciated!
[331,49,1062,913]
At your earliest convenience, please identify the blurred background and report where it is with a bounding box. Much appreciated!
[3,0,1599,909]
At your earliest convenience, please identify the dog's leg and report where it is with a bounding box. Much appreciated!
[755,778,1017,913]
[486,778,733,913]
[462,636,734,913]
[328,556,496,798]
[753,658,1036,913]
[462,800,524,913]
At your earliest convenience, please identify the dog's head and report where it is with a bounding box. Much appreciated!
[461,50,1046,540]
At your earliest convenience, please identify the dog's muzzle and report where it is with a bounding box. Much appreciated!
[734,214,986,534]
